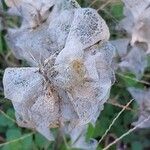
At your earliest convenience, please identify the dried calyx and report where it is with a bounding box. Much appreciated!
[112,39,147,79]
[119,0,150,53]
[3,0,115,149]
[128,88,150,128]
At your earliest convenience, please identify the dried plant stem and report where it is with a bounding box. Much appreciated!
[103,115,150,150]
[89,0,120,7]
[98,99,134,145]
[101,9,119,24]
[96,0,112,12]
[143,74,150,78]
[63,136,71,150]
[104,133,118,148]
[89,0,98,7]
[53,129,64,150]
[107,100,135,112]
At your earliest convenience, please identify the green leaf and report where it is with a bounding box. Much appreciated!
[0,32,3,53]
[34,132,50,149]
[86,123,95,140]
[2,143,22,150]
[6,128,22,140]
[22,134,33,150]
[2,142,22,150]
[123,112,133,125]
[6,109,15,128]
[118,72,142,87]
[0,115,14,127]
[93,117,110,138]
[111,4,123,19]
[97,146,103,150]
[2,129,22,150]
[6,109,15,120]
[131,141,143,150]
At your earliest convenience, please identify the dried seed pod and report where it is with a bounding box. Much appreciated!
[3,0,115,149]
[3,41,115,142]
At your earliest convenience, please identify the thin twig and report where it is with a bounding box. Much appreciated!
[96,0,112,12]
[117,72,150,86]
[104,133,118,148]
[53,129,63,150]
[63,136,71,150]
[0,132,34,147]
[101,9,120,24]
[98,99,134,145]
[143,74,150,78]
[103,116,150,150]
[89,0,98,7]
[107,100,135,112]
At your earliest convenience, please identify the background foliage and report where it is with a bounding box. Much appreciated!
[0,0,150,150]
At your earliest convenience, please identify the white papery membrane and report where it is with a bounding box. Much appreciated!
[111,39,148,79]
[3,0,115,149]
[128,88,150,128]
[112,0,150,79]
[118,0,150,53]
